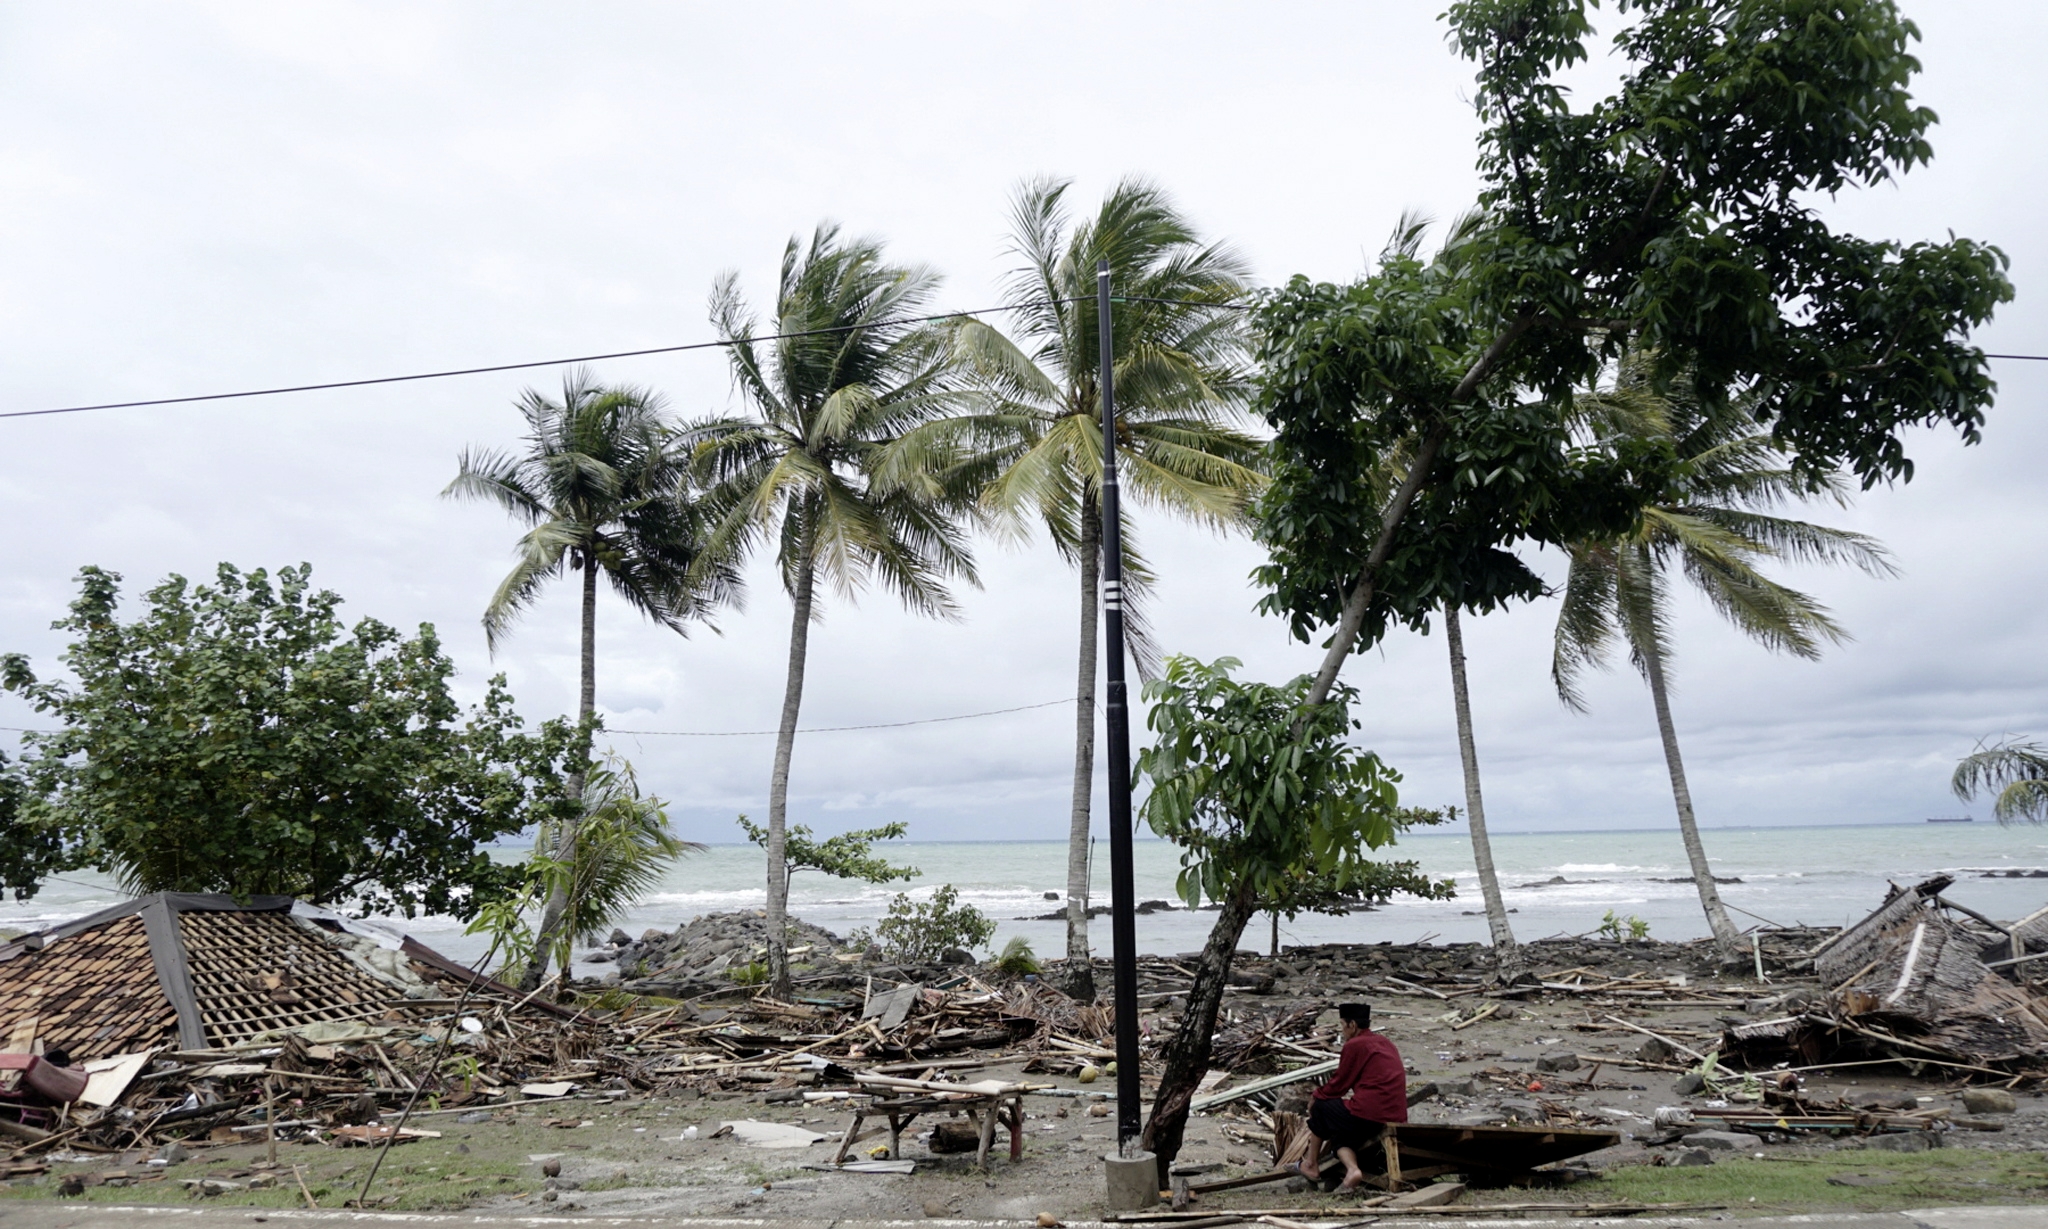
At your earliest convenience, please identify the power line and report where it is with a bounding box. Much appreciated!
[613,696,1074,736]
[3,297,2036,420]
[1,695,1078,741]
[0,298,1081,422]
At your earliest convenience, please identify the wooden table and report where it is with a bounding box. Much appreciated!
[832,1090,1027,1171]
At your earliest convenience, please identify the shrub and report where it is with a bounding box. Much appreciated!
[850,884,995,964]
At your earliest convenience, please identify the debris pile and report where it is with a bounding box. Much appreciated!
[5,878,2045,1206]
[1723,875,2048,1075]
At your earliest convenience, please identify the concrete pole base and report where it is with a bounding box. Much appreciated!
[1104,1150,1159,1212]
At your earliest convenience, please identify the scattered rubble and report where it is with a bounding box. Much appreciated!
[4,880,2047,1215]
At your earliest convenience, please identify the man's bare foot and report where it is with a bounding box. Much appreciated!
[1335,1170,1368,1193]
[1281,1161,1315,1178]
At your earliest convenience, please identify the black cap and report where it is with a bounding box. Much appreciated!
[1337,1002,1371,1028]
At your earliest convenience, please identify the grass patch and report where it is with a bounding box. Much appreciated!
[1585,1148,2048,1213]
[0,1154,532,1212]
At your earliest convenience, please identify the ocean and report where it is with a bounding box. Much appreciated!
[8,823,2048,975]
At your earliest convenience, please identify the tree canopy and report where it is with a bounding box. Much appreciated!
[1,564,575,918]
[1137,655,1411,911]
[736,815,919,884]
[1255,0,2010,693]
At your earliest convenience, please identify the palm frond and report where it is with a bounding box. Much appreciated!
[1552,543,1619,711]
[1953,739,2048,824]
[537,756,703,945]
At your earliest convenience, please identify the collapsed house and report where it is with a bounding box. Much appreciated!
[1724,874,2048,1075]
[0,893,432,1060]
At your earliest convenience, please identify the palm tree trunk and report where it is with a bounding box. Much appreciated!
[1141,878,1259,1184]
[518,555,599,992]
[765,560,817,999]
[1063,495,1101,999]
[1641,649,1742,957]
[1444,607,1520,977]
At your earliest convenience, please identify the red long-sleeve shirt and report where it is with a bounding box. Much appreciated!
[1311,1030,1407,1123]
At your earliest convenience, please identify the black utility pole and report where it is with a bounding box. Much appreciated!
[1097,260,1143,1152]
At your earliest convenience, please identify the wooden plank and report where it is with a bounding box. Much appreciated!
[1387,1182,1465,1209]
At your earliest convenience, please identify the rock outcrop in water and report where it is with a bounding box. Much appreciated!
[588,911,850,990]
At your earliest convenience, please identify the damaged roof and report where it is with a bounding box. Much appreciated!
[0,892,406,1058]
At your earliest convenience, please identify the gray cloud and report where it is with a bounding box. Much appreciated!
[1,2,2043,848]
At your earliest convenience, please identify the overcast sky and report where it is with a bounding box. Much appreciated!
[1,2,2042,846]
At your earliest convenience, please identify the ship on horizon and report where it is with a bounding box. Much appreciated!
[1927,816,1975,823]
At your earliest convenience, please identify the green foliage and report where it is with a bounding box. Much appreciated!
[1443,0,2011,486]
[939,176,1266,668]
[994,935,1041,976]
[467,756,699,976]
[1253,219,1669,652]
[735,815,917,884]
[1255,0,2010,663]
[1136,656,1412,910]
[445,370,735,651]
[1952,738,2048,825]
[541,758,699,945]
[1553,353,1897,708]
[1,564,574,916]
[1597,909,1651,943]
[850,884,996,964]
[1264,806,1459,920]
[0,753,61,902]
[691,223,982,614]
[728,960,770,986]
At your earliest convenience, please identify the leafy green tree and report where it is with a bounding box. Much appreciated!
[1256,0,2010,716]
[446,370,734,987]
[1258,805,1456,956]
[0,753,62,902]
[1,564,572,917]
[1263,213,1558,981]
[1553,358,1895,956]
[943,178,1264,995]
[736,815,918,885]
[1953,740,2048,823]
[691,224,980,997]
[1134,655,1423,1178]
[469,754,699,981]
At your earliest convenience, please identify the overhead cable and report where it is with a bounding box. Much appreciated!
[4,300,2039,420]
[1,695,1078,741]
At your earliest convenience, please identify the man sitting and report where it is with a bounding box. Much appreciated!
[1289,1001,1405,1191]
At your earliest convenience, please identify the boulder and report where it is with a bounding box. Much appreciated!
[1535,1051,1581,1073]
[1961,1088,2018,1115]
[1669,1147,1715,1167]
[1679,1129,1752,1152]
[1672,1071,1705,1096]
[1865,1131,1941,1153]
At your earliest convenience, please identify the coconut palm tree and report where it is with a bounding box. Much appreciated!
[939,178,1263,995]
[1554,357,1896,958]
[690,224,981,998]
[1443,605,1522,975]
[1953,739,2048,823]
[445,371,733,989]
[533,755,704,969]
